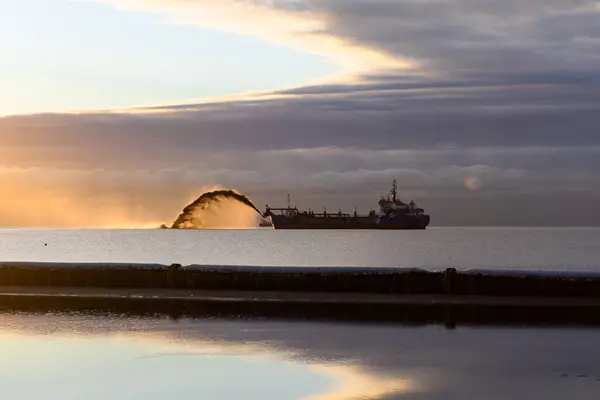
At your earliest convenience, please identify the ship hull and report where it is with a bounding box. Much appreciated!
[269,214,430,230]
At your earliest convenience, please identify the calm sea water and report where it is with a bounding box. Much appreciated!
[1,312,599,400]
[0,227,599,271]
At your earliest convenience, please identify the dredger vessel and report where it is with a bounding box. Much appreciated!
[263,180,430,229]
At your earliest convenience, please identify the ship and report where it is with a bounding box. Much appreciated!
[263,180,430,229]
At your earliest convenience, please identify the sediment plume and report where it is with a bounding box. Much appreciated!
[171,189,263,229]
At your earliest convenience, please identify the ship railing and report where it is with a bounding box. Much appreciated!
[266,207,378,219]
[264,207,299,215]
[309,213,352,218]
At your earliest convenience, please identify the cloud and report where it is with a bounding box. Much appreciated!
[2,77,600,225]
[96,0,600,77]
[97,0,416,72]
[318,0,600,73]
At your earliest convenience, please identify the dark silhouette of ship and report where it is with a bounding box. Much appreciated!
[263,180,430,229]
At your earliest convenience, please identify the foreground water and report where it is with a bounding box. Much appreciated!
[0,227,599,271]
[1,312,599,400]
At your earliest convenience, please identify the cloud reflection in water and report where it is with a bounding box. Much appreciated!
[0,314,415,400]
[2,312,600,399]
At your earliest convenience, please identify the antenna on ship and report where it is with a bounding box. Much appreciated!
[391,180,398,202]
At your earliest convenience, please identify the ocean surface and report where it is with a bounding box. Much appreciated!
[0,227,599,271]
[2,228,600,399]
[1,312,599,400]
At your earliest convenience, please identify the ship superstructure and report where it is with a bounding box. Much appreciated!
[263,180,430,229]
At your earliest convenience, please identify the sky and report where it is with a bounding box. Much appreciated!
[1,0,600,227]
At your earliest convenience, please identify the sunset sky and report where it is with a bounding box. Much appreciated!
[1,0,600,227]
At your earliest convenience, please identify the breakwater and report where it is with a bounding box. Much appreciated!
[0,262,600,298]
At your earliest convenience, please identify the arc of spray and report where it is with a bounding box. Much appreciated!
[171,189,264,229]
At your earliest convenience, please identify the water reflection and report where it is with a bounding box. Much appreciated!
[1,312,600,399]
[0,334,332,400]
[0,313,414,400]
[105,334,415,400]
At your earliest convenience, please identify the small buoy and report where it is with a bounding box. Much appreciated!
[44,243,47,246]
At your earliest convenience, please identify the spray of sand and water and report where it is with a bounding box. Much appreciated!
[168,189,263,229]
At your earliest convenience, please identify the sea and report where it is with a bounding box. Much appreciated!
[1,227,600,399]
[0,227,599,271]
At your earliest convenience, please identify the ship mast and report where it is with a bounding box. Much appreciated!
[287,194,291,209]
[391,180,398,202]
